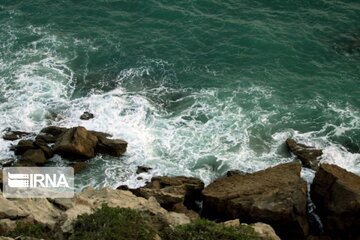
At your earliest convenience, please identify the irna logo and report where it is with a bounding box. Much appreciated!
[3,167,74,198]
[7,172,69,188]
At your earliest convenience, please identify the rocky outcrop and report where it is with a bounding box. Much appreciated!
[5,126,127,167]
[202,162,308,240]
[311,164,360,239]
[286,138,323,170]
[120,176,204,219]
[54,127,98,159]
[0,187,190,236]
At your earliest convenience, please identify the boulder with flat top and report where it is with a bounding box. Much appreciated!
[311,164,360,239]
[202,162,308,240]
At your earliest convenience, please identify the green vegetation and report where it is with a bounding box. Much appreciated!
[5,206,262,240]
[8,222,57,240]
[161,219,261,240]
[69,204,156,240]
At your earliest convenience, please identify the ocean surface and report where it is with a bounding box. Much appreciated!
[0,0,359,189]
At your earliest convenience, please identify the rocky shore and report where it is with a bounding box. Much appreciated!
[1,125,359,240]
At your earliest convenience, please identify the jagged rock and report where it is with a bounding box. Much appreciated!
[202,162,308,239]
[61,187,190,232]
[13,140,36,155]
[0,187,191,236]
[35,133,57,143]
[311,164,360,239]
[286,138,323,170]
[34,139,54,159]
[80,111,94,120]
[136,166,152,174]
[226,170,246,177]
[95,136,127,157]
[2,131,31,141]
[0,195,28,219]
[21,149,47,166]
[40,126,68,140]
[89,131,112,139]
[0,159,15,167]
[123,176,204,216]
[53,127,98,160]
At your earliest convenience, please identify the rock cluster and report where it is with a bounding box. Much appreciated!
[2,126,127,167]
[119,176,204,220]
[0,187,190,235]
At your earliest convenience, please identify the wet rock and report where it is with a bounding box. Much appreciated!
[226,169,246,177]
[13,140,36,155]
[2,131,31,141]
[40,126,68,138]
[96,136,127,157]
[80,111,94,120]
[286,138,323,170]
[53,127,98,160]
[136,166,152,174]
[202,162,308,239]
[126,176,204,214]
[311,164,360,239]
[34,139,54,159]
[21,149,47,166]
[0,159,15,167]
[70,162,87,174]
[89,130,112,139]
[35,133,57,143]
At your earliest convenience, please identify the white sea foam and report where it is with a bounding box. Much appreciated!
[1,23,359,190]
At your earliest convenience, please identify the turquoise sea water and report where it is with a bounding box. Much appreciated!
[0,0,359,188]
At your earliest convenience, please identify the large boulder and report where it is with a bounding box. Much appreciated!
[286,138,323,170]
[202,162,308,239]
[311,164,360,239]
[53,127,98,160]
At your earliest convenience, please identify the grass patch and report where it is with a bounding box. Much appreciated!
[69,204,156,240]
[160,219,261,240]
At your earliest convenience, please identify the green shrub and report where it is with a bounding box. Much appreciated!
[161,219,261,240]
[8,222,56,240]
[70,204,156,240]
